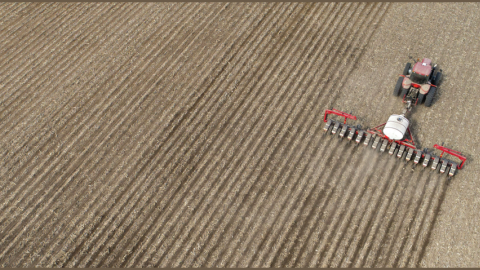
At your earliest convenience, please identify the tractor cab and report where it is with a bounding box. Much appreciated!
[409,70,429,85]
[409,59,433,85]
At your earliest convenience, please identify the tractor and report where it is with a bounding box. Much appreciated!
[393,58,442,107]
[322,58,466,177]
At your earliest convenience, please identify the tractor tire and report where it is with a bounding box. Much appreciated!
[401,87,409,98]
[424,87,436,107]
[403,63,411,75]
[417,93,425,104]
[393,77,403,96]
[434,72,442,86]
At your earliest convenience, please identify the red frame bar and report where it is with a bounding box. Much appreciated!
[434,144,467,169]
[323,109,357,124]
[323,109,467,170]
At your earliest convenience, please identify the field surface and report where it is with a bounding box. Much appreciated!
[1,3,479,267]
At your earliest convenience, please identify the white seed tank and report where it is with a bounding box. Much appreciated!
[383,114,409,140]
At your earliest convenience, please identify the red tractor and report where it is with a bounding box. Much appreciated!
[393,58,442,107]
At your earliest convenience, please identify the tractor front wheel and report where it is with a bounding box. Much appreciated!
[403,63,411,75]
[393,77,403,96]
[424,87,436,107]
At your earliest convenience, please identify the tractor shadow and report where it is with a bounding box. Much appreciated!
[431,71,445,107]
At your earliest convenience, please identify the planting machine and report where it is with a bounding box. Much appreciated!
[323,58,466,177]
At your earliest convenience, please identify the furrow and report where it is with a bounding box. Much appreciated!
[0,3,33,32]
[306,144,390,267]
[383,172,432,267]
[0,3,133,141]
[262,140,367,267]
[0,1,199,260]
[157,4,330,268]
[338,157,407,268]
[220,4,365,267]
[362,167,423,267]
[0,3,188,206]
[32,2,249,268]
[397,172,439,267]
[187,4,336,267]
[285,136,380,267]
[0,3,160,227]
[202,2,376,266]
[0,3,232,266]
[56,3,263,268]
[0,3,50,44]
[110,4,316,268]
[83,4,292,268]
[0,3,82,67]
[0,3,134,170]
[320,153,400,267]
[178,4,354,268]
[0,4,102,101]
[18,3,251,266]
[407,175,448,267]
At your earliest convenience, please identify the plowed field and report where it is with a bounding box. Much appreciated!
[1,3,479,267]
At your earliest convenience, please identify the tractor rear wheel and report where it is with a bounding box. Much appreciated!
[424,87,436,107]
[434,72,442,86]
[393,77,403,96]
[403,63,411,75]
[401,87,409,98]
[417,93,425,104]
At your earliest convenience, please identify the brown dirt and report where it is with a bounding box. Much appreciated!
[0,3,479,267]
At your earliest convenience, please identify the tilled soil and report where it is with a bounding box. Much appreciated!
[0,3,479,267]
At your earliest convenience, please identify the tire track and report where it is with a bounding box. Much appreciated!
[55,4,266,268]
[409,174,448,267]
[108,4,316,267]
[0,4,133,144]
[0,3,133,173]
[382,170,433,267]
[176,5,338,267]
[0,3,49,45]
[155,3,333,268]
[4,3,236,266]
[397,172,440,267]
[339,156,409,267]
[0,2,204,264]
[0,3,163,231]
[0,3,82,68]
[219,3,368,267]
[29,2,258,268]
[0,4,98,101]
[87,2,294,268]
[361,166,424,267]
[320,150,401,267]
[177,3,356,266]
